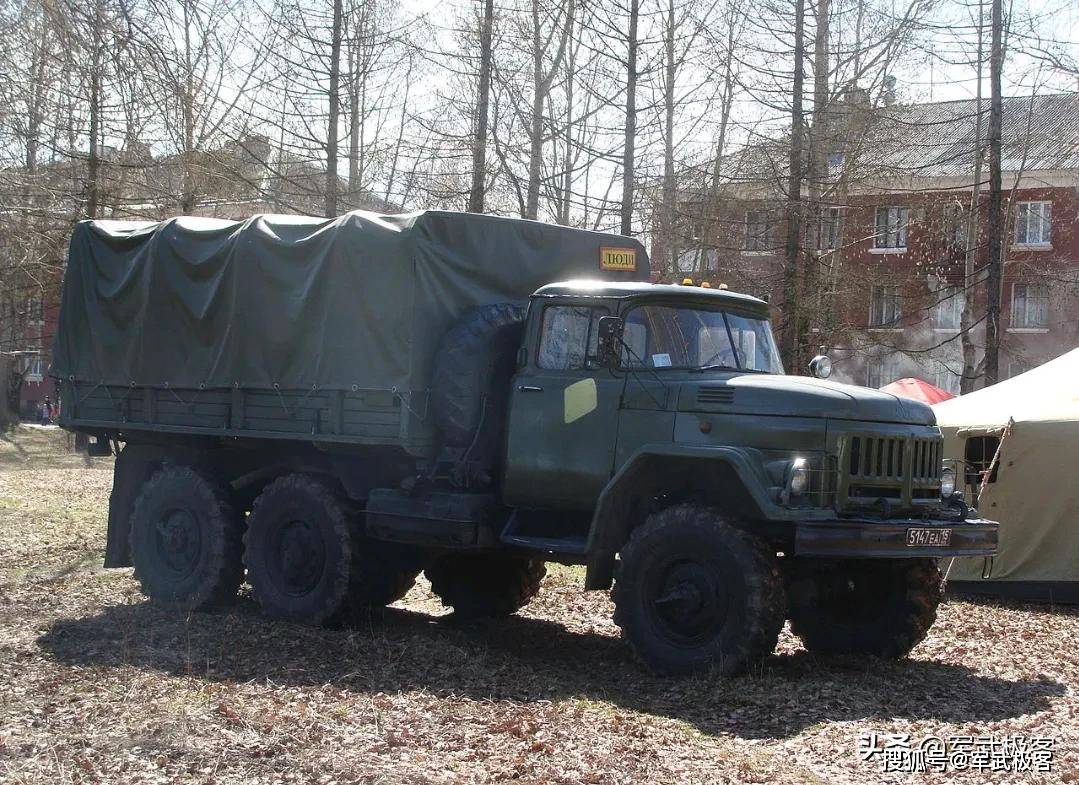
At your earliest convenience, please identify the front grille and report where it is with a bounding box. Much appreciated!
[841,433,942,508]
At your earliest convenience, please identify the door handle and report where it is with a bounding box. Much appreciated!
[517,384,544,392]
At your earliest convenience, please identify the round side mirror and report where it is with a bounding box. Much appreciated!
[808,354,832,379]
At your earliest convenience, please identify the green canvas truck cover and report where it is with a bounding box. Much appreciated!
[52,210,648,453]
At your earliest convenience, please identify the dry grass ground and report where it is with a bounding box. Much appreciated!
[1,425,1076,784]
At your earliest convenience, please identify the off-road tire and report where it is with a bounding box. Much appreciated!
[247,472,418,625]
[786,558,943,658]
[337,540,425,624]
[244,474,356,626]
[129,466,244,611]
[431,303,527,448]
[612,503,786,676]
[425,554,546,619]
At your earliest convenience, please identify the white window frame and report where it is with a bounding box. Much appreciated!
[744,210,774,253]
[1008,358,1034,378]
[1014,201,1051,247]
[873,206,908,251]
[22,350,43,382]
[817,206,841,250]
[932,284,962,331]
[932,361,960,394]
[869,284,902,328]
[943,203,969,248]
[1010,282,1048,330]
[866,355,899,388]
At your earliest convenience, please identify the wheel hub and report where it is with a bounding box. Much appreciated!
[651,561,729,645]
[273,519,326,596]
[155,509,201,576]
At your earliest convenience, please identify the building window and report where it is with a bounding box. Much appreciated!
[21,350,43,382]
[1011,283,1048,329]
[675,248,718,274]
[866,355,899,388]
[1014,201,1051,246]
[1008,358,1034,378]
[932,361,960,394]
[942,203,969,248]
[816,207,840,250]
[744,210,774,252]
[932,284,962,330]
[869,284,902,327]
[874,206,908,249]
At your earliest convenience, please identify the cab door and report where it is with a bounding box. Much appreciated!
[502,301,625,510]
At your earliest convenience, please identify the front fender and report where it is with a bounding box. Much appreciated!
[583,444,782,590]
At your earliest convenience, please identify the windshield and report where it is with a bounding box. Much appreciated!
[621,304,784,374]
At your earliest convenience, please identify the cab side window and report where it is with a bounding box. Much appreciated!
[537,306,608,370]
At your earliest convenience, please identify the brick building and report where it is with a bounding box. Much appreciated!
[657,91,1079,391]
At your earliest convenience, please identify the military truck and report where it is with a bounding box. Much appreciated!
[53,210,998,675]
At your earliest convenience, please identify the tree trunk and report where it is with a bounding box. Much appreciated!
[798,0,829,363]
[86,1,103,219]
[660,0,677,276]
[620,0,639,236]
[325,0,344,218]
[468,0,495,213]
[984,0,1003,385]
[524,0,574,219]
[959,0,984,394]
[525,0,544,220]
[780,0,806,370]
[347,15,360,205]
[180,0,197,214]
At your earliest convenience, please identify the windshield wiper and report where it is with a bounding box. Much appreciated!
[692,363,739,373]
[694,364,770,373]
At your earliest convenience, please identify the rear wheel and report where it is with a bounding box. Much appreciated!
[244,474,355,625]
[245,475,423,625]
[786,558,943,658]
[425,553,546,619]
[129,466,244,610]
[612,504,786,676]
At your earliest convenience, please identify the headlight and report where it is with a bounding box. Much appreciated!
[789,458,809,495]
[808,354,832,379]
[940,467,956,497]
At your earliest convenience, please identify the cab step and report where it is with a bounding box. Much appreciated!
[500,533,588,555]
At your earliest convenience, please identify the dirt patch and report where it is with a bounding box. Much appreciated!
[1,426,1076,783]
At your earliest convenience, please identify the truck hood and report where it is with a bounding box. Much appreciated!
[682,374,936,425]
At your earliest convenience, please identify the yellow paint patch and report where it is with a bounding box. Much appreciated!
[563,378,598,424]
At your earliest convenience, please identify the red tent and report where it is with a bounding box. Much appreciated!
[879,377,956,405]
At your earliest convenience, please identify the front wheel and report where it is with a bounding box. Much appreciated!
[786,558,943,658]
[612,504,786,676]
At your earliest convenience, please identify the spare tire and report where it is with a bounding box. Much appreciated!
[432,303,527,448]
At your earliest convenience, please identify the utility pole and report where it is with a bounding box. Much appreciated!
[467,0,495,213]
[780,0,806,370]
[984,0,1003,384]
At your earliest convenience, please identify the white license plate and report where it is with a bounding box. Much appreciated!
[906,527,952,547]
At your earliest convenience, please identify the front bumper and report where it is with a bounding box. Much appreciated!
[794,517,999,559]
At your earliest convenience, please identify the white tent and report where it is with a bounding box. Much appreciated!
[933,348,1079,603]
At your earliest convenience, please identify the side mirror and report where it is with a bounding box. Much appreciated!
[808,353,832,379]
[596,316,625,368]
